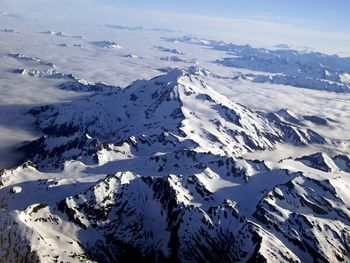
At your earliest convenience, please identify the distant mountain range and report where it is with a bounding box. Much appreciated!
[165,36,350,92]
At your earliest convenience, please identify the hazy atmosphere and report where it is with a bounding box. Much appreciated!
[2,0,350,55]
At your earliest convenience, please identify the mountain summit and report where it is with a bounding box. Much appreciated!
[1,68,348,263]
[22,68,325,170]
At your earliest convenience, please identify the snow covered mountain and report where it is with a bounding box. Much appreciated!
[1,67,349,262]
[2,2,350,261]
[20,68,326,170]
[165,36,350,93]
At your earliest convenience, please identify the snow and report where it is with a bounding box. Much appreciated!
[0,10,349,263]
[10,186,22,193]
[90,40,122,49]
[340,73,350,84]
[124,54,140,59]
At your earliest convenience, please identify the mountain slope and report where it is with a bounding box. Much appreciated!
[21,68,326,170]
[0,69,348,263]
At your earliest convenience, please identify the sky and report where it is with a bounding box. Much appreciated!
[106,0,349,32]
[1,0,350,55]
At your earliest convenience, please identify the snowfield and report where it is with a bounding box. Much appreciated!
[0,10,349,263]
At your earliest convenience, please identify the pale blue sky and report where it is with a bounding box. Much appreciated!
[107,0,349,30]
[100,0,350,55]
[2,0,350,55]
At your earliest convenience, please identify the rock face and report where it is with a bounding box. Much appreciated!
[58,170,300,263]
[296,152,350,172]
[253,175,350,263]
[0,69,349,262]
[333,154,350,172]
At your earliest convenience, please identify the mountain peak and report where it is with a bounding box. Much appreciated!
[21,68,326,170]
